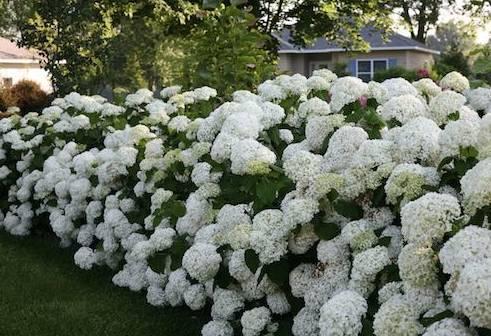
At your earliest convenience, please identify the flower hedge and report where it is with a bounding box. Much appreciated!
[1,70,491,336]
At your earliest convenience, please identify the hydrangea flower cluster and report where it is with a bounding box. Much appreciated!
[1,70,491,335]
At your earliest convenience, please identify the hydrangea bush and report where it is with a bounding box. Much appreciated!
[1,70,491,336]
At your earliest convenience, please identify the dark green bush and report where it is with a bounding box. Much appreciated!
[434,50,471,77]
[373,67,418,82]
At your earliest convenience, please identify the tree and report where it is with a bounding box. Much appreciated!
[426,20,477,54]
[392,0,450,43]
[471,43,491,84]
[13,0,203,95]
[206,0,394,51]
[391,0,490,43]
[182,6,276,96]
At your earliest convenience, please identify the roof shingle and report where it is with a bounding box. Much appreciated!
[276,27,439,54]
[0,37,42,60]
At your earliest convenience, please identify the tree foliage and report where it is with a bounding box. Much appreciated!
[181,6,276,97]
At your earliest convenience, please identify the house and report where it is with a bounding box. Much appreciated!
[0,37,52,92]
[276,27,440,81]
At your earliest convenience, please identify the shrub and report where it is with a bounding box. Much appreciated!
[373,66,418,82]
[434,50,471,77]
[9,80,49,114]
[1,71,491,335]
[0,86,17,113]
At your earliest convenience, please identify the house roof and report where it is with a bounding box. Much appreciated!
[275,27,440,55]
[0,37,42,63]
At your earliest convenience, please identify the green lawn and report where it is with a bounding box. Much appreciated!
[0,230,207,336]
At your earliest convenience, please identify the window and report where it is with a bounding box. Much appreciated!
[310,61,330,75]
[356,59,388,82]
[2,77,13,88]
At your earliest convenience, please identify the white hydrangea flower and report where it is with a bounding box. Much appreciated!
[182,243,222,282]
[385,163,440,206]
[451,259,491,328]
[413,78,442,98]
[377,94,428,124]
[211,288,245,320]
[230,139,276,175]
[257,81,287,101]
[330,77,368,112]
[312,68,337,84]
[378,281,403,304]
[279,129,294,144]
[319,290,367,336]
[306,75,330,91]
[350,246,390,283]
[292,307,320,336]
[461,158,491,215]
[373,295,424,336]
[439,119,479,159]
[241,307,271,336]
[440,71,470,92]
[283,150,322,185]
[422,318,476,336]
[74,247,97,270]
[323,126,368,172]
[429,90,466,125]
[400,192,461,244]
[465,87,491,112]
[398,243,438,288]
[201,320,234,336]
[168,116,191,132]
[384,117,441,164]
[439,225,491,275]
[250,209,289,264]
[183,284,207,310]
[305,114,345,151]
[163,268,190,306]
[266,291,291,315]
[381,77,419,100]
[341,219,377,252]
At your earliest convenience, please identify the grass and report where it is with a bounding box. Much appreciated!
[0,230,208,336]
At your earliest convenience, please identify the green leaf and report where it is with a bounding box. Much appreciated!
[448,112,460,121]
[314,220,340,241]
[468,209,485,226]
[437,156,454,171]
[361,318,374,336]
[378,236,391,247]
[372,185,386,207]
[459,146,478,159]
[386,118,402,128]
[147,253,168,273]
[274,319,293,336]
[244,249,260,274]
[448,111,460,121]
[422,184,439,192]
[420,310,454,327]
[454,159,468,175]
[169,236,189,271]
[475,328,491,336]
[333,199,363,220]
[214,263,233,289]
[165,200,187,218]
[264,258,289,287]
[326,189,339,202]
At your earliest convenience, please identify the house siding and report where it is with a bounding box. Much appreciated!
[279,50,434,76]
[0,62,52,93]
[278,54,307,75]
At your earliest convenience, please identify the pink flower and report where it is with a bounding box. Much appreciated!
[417,68,429,78]
[358,95,368,108]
